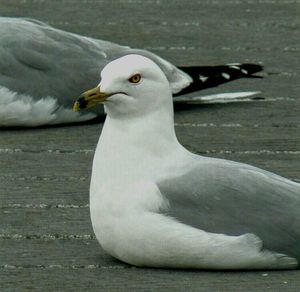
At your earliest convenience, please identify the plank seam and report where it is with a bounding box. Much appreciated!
[174,123,300,128]
[1,145,300,155]
[0,234,95,240]
[196,150,300,155]
[0,204,90,209]
[144,46,300,53]
[1,203,89,209]
[0,264,126,270]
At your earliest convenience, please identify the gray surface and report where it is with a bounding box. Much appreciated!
[0,0,299,291]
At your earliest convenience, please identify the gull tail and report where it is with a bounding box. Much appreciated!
[174,63,263,96]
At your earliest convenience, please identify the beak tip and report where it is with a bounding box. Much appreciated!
[73,86,106,112]
[73,95,88,112]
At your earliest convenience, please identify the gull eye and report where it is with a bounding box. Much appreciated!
[128,73,141,84]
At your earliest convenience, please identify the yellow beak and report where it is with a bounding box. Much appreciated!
[73,86,111,112]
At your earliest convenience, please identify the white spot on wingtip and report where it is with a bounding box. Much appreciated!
[222,73,230,79]
[199,75,208,82]
[241,69,248,74]
[229,65,241,70]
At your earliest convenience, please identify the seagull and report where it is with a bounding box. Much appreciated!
[0,17,262,127]
[73,54,300,270]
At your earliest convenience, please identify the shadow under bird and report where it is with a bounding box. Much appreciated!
[73,54,300,270]
[0,17,262,127]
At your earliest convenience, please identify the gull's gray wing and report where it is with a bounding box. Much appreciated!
[0,17,123,115]
[158,156,300,261]
[0,17,190,114]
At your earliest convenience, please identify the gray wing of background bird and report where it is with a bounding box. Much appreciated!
[0,17,263,126]
[0,18,192,110]
[158,156,300,261]
[0,18,125,113]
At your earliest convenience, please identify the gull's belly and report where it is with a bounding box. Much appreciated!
[89,180,169,261]
[90,192,128,259]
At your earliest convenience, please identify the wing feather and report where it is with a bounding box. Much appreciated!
[158,157,300,260]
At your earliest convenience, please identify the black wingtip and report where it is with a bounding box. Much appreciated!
[230,63,264,75]
[174,63,264,96]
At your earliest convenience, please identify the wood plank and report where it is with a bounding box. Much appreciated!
[0,152,93,179]
[0,239,119,267]
[0,153,299,205]
[1,99,299,150]
[177,127,300,152]
[0,180,89,206]
[0,124,101,151]
[175,99,300,127]
[0,0,298,70]
[1,268,300,291]
[1,0,298,48]
[1,149,299,178]
[0,207,92,235]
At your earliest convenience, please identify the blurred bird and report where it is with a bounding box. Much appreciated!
[0,17,262,127]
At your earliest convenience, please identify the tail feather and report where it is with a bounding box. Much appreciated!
[174,64,263,96]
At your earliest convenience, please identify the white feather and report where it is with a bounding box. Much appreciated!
[0,86,96,127]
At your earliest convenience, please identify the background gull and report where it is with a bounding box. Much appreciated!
[0,17,262,127]
[74,54,300,270]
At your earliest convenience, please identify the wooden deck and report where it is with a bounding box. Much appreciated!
[1,0,299,290]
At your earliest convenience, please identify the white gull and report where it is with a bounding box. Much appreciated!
[73,54,300,270]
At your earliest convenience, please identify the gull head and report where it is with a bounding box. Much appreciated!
[73,54,172,118]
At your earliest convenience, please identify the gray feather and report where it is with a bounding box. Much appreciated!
[0,17,189,116]
[158,156,300,260]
